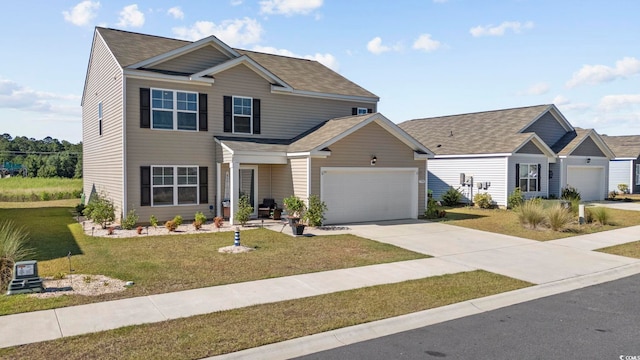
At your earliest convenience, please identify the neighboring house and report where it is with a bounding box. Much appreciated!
[82,27,432,225]
[601,135,640,194]
[400,105,614,206]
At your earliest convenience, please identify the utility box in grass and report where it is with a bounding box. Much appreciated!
[6,260,44,295]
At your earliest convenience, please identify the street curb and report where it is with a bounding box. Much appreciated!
[207,261,640,360]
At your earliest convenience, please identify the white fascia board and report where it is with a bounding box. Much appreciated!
[433,153,513,159]
[613,157,637,161]
[271,86,379,103]
[414,152,431,160]
[287,152,313,157]
[192,56,292,90]
[127,36,239,69]
[124,69,214,86]
[231,154,288,164]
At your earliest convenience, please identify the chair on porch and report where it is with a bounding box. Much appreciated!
[258,198,277,218]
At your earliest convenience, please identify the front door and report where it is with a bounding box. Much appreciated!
[239,166,258,217]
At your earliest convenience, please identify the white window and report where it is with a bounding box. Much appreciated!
[357,107,368,115]
[519,163,539,192]
[151,89,197,131]
[152,166,198,206]
[636,164,640,186]
[98,102,103,136]
[233,96,252,134]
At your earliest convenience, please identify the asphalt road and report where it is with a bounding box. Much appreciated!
[296,273,640,360]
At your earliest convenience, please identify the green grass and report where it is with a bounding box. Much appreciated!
[431,205,640,241]
[0,202,427,315]
[0,270,531,360]
[597,241,640,258]
[0,177,82,201]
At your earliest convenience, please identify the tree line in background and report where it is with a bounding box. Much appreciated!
[0,134,82,178]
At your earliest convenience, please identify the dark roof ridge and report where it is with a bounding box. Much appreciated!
[97,27,190,45]
[405,104,551,122]
[235,48,316,62]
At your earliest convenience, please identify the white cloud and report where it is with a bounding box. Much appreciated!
[367,37,390,55]
[412,34,442,52]
[598,94,640,111]
[470,21,534,37]
[552,95,570,106]
[566,57,640,88]
[167,6,184,20]
[552,95,590,112]
[173,18,263,46]
[0,79,80,115]
[252,45,339,71]
[259,0,323,16]
[62,1,100,26]
[517,82,549,96]
[117,4,145,28]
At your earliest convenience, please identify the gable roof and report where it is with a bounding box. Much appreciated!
[552,128,615,158]
[95,27,377,100]
[399,104,558,156]
[216,113,433,156]
[601,135,640,159]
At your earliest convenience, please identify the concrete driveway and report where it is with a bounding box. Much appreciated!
[347,220,639,284]
[590,200,640,211]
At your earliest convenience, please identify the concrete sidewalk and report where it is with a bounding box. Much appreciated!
[1,221,639,353]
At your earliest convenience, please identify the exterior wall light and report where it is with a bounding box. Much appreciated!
[586,158,591,164]
[370,156,377,166]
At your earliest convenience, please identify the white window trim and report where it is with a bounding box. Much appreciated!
[519,163,540,193]
[151,165,199,206]
[151,88,199,132]
[232,95,253,134]
[98,102,103,136]
[636,163,640,186]
[356,107,368,115]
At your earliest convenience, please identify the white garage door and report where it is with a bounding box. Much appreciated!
[566,166,604,201]
[321,167,418,224]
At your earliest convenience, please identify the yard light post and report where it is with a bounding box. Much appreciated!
[234,227,240,246]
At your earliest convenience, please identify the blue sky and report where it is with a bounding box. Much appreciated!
[1,0,639,144]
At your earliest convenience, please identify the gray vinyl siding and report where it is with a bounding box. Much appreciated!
[609,160,632,192]
[508,155,549,200]
[125,77,217,222]
[571,137,606,157]
[516,140,544,154]
[270,163,293,208]
[309,122,426,212]
[428,157,507,206]
[82,32,125,219]
[522,112,568,148]
[635,159,640,194]
[549,162,561,198]
[149,45,230,74]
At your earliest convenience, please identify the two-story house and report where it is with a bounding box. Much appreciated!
[82,27,432,225]
[400,105,614,206]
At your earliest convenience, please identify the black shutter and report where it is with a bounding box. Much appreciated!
[223,96,232,132]
[198,93,208,131]
[515,163,520,189]
[367,108,373,113]
[140,88,150,128]
[199,166,208,204]
[141,166,151,206]
[352,107,357,115]
[537,163,541,191]
[253,98,261,134]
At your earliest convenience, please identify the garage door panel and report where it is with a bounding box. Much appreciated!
[322,168,417,224]
[566,167,604,201]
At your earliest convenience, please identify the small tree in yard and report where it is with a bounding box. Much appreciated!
[235,194,253,226]
[304,195,328,227]
[83,192,116,229]
[441,187,463,206]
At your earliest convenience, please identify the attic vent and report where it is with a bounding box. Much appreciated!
[437,144,442,148]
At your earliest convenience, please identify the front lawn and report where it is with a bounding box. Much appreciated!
[431,205,640,241]
[0,271,531,359]
[0,201,427,315]
[597,241,640,258]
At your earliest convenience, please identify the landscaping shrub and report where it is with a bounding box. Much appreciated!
[283,195,306,218]
[441,187,463,206]
[172,215,183,226]
[507,187,525,209]
[235,194,253,226]
[515,199,546,229]
[608,190,618,200]
[588,206,612,226]
[0,220,33,291]
[561,185,581,201]
[149,215,158,228]
[618,183,629,194]
[193,211,207,230]
[473,193,493,209]
[547,204,574,231]
[83,191,116,229]
[121,209,139,230]
[424,197,439,219]
[164,220,177,232]
[304,194,328,226]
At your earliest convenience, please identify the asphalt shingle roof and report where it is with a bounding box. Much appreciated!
[96,27,377,99]
[601,135,640,158]
[399,105,551,155]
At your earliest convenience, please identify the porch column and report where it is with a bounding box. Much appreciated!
[229,161,240,225]
[216,162,222,218]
